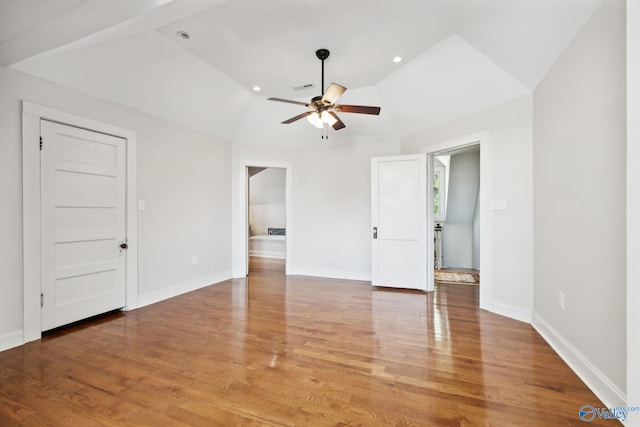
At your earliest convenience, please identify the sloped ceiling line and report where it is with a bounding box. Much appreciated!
[2,0,603,145]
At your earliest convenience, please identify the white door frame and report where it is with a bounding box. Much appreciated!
[237,160,293,275]
[422,131,491,307]
[22,101,138,343]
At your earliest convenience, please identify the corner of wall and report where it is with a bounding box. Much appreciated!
[532,312,626,409]
[137,272,232,309]
[0,330,25,352]
[483,302,531,324]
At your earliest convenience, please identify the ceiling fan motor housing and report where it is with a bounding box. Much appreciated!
[315,49,330,60]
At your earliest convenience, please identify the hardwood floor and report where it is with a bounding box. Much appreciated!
[0,257,615,426]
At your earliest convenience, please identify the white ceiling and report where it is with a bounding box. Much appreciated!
[1,0,602,145]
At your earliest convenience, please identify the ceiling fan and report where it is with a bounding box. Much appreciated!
[267,49,381,131]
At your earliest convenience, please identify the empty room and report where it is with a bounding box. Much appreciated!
[1,0,639,425]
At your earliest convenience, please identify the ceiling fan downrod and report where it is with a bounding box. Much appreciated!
[316,49,330,95]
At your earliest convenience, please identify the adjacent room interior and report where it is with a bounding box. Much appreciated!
[432,144,481,287]
[247,166,286,273]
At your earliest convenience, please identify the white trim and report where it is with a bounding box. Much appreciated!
[249,252,286,259]
[483,301,531,324]
[21,101,138,343]
[22,112,41,343]
[628,0,640,419]
[422,131,490,301]
[236,160,293,277]
[532,313,626,410]
[0,330,25,352]
[137,273,231,309]
[295,269,370,282]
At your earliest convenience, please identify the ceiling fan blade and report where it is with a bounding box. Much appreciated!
[329,111,346,130]
[336,104,381,115]
[321,83,346,105]
[282,111,313,124]
[268,97,310,107]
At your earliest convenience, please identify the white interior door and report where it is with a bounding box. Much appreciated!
[41,120,127,331]
[371,154,427,290]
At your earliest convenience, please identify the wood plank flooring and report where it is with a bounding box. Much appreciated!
[0,257,616,426]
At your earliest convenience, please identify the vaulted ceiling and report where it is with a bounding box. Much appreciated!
[1,0,602,145]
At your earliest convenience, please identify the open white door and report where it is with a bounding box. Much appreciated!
[41,120,127,331]
[371,154,427,290]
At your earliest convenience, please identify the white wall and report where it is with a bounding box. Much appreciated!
[445,148,480,224]
[532,0,626,408]
[231,139,400,280]
[402,94,534,321]
[249,168,286,236]
[628,0,640,421]
[472,189,480,269]
[442,147,480,268]
[441,224,473,268]
[0,65,232,349]
[136,121,231,307]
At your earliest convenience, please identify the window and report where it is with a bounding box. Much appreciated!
[434,165,446,221]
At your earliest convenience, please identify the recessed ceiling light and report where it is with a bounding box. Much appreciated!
[176,31,190,40]
[393,56,402,63]
[253,86,261,92]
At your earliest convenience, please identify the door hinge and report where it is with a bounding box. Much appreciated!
[40,293,44,307]
[39,136,43,151]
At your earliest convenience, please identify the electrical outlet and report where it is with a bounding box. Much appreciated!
[558,291,565,309]
[490,199,507,211]
[192,255,198,265]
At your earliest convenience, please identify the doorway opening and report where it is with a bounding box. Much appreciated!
[432,144,480,288]
[247,167,286,275]
[238,160,293,277]
[424,131,490,309]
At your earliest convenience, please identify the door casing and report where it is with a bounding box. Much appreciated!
[237,160,293,276]
[422,131,490,305]
[22,101,138,343]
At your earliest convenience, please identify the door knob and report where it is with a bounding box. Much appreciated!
[120,242,128,249]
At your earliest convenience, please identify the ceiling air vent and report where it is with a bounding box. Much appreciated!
[293,84,314,91]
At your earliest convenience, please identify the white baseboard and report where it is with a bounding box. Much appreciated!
[531,312,626,410]
[482,300,532,324]
[294,268,371,282]
[0,330,24,352]
[137,272,231,309]
[249,251,285,259]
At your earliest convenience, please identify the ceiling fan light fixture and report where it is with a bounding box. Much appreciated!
[321,110,337,126]
[307,110,337,128]
[307,112,323,128]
